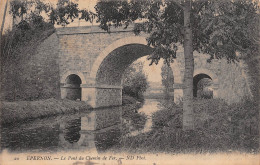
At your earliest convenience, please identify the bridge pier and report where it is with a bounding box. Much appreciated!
[61,84,81,100]
[212,84,219,99]
[81,86,97,108]
[81,84,122,108]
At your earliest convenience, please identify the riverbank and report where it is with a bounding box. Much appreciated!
[0,98,91,125]
[0,95,143,126]
[111,98,259,154]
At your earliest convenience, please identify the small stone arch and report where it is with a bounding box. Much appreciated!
[61,72,85,100]
[194,68,219,85]
[193,68,219,98]
[61,71,86,84]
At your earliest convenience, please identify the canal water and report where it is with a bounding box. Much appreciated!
[1,99,166,153]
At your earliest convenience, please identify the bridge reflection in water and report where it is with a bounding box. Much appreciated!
[1,99,162,153]
[58,109,123,153]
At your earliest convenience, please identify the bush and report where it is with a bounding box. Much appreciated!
[120,98,259,153]
[122,61,149,101]
[122,103,147,131]
[152,101,182,128]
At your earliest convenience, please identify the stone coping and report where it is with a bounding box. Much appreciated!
[56,25,135,35]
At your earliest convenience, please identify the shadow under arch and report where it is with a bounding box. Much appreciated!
[61,74,82,100]
[89,36,149,82]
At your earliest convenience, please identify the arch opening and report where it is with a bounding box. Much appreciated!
[193,74,213,99]
[93,43,154,107]
[64,74,82,100]
[87,36,183,108]
[96,44,153,86]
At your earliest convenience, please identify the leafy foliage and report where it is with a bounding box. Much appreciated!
[198,0,260,62]
[49,0,80,26]
[95,0,259,64]
[196,78,213,99]
[49,0,94,26]
[9,0,51,21]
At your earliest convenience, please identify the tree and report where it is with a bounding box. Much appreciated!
[161,62,174,98]
[196,78,213,99]
[0,0,9,97]
[0,0,8,36]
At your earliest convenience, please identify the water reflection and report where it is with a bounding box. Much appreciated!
[1,99,163,153]
[63,118,81,143]
[126,99,161,136]
[58,113,96,152]
[58,111,121,153]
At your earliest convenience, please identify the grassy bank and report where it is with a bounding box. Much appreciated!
[113,99,259,153]
[0,95,144,127]
[0,98,91,125]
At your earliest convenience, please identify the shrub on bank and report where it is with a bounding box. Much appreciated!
[122,103,147,131]
[0,98,91,125]
[119,98,259,153]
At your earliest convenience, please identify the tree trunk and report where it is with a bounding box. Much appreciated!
[0,0,9,97]
[0,0,8,36]
[182,0,194,130]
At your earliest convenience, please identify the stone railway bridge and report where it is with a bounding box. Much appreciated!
[39,25,252,108]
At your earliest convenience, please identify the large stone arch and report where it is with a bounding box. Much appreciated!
[89,36,148,82]
[83,36,183,108]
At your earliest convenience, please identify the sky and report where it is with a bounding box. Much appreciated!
[136,56,164,83]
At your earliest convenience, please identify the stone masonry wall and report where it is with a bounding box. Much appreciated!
[175,49,252,104]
